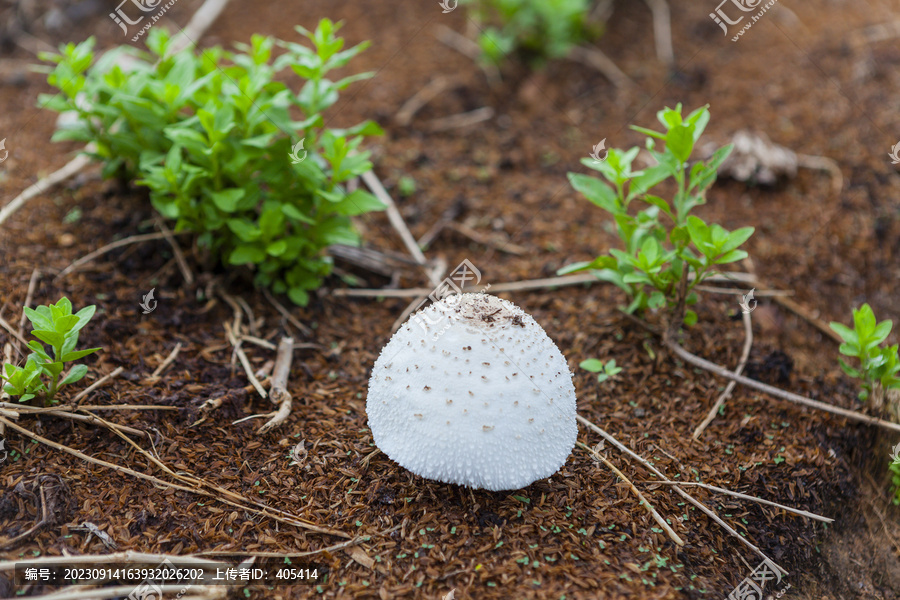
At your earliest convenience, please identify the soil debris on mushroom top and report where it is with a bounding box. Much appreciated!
[366,293,577,491]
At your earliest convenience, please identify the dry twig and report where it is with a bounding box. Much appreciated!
[0,313,31,348]
[433,25,501,84]
[0,416,348,538]
[646,481,833,523]
[692,310,753,440]
[148,343,183,380]
[223,324,267,399]
[360,170,435,281]
[642,0,674,66]
[332,271,756,298]
[568,45,635,89]
[395,76,462,126]
[154,217,194,285]
[0,154,93,228]
[17,267,41,343]
[56,232,187,279]
[427,107,494,132]
[72,366,125,404]
[665,338,900,434]
[258,337,294,433]
[446,221,528,255]
[262,288,312,337]
[577,414,788,574]
[577,441,684,545]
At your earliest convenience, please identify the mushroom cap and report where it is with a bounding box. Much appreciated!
[366,293,577,491]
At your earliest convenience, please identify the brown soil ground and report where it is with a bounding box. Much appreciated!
[1,0,900,598]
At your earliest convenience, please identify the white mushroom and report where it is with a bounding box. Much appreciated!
[366,293,577,491]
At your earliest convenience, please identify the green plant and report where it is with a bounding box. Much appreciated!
[829,304,900,402]
[559,104,753,329]
[579,358,622,383]
[459,0,600,67]
[37,19,385,305]
[397,175,417,197]
[0,298,101,404]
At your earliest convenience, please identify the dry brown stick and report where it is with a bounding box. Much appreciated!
[17,267,41,342]
[646,481,833,523]
[0,154,93,228]
[92,409,345,538]
[216,288,244,337]
[258,337,294,434]
[241,334,276,351]
[417,199,465,251]
[0,416,348,538]
[446,221,528,255]
[333,271,758,299]
[56,232,186,279]
[665,338,900,434]
[154,217,194,285]
[0,313,31,348]
[642,0,675,66]
[577,441,684,546]
[427,107,494,132]
[692,310,753,440]
[262,288,312,337]
[395,76,460,126]
[433,24,501,84]
[167,0,233,55]
[576,414,788,575]
[1,403,177,412]
[360,170,435,282]
[223,324,266,399]
[797,154,844,195]
[390,258,447,333]
[692,285,791,297]
[334,272,596,299]
[72,366,125,404]
[568,45,635,89]
[768,292,843,344]
[43,409,148,439]
[149,343,183,379]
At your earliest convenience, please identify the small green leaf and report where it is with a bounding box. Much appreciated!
[580,359,605,373]
[683,310,698,327]
[61,347,101,362]
[210,189,246,213]
[60,364,88,387]
[229,245,266,264]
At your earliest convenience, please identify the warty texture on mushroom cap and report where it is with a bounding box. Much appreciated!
[366,293,577,491]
